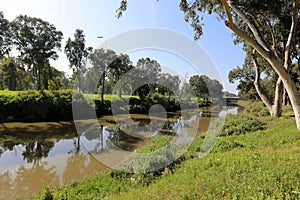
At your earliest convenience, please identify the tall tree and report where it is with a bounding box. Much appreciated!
[117,0,300,129]
[11,15,63,90]
[134,57,162,100]
[65,29,91,92]
[89,48,118,104]
[0,11,13,58]
[109,53,133,98]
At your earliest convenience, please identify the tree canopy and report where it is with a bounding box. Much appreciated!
[11,15,63,90]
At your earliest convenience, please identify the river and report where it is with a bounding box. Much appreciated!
[0,106,238,199]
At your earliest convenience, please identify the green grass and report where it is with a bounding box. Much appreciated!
[83,93,139,101]
[30,102,300,200]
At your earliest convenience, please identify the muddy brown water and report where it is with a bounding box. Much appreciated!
[0,107,238,199]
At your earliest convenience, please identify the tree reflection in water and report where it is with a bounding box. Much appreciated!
[22,140,54,164]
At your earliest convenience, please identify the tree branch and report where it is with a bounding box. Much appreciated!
[220,0,232,23]
[264,15,281,60]
[284,0,299,70]
[226,0,271,52]
[224,19,270,60]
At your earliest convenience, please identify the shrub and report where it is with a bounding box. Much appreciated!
[245,101,270,117]
[212,140,244,152]
[220,114,266,136]
[0,90,92,122]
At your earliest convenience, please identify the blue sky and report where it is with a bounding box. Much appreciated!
[1,0,245,94]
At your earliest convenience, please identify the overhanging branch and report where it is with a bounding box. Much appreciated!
[284,0,299,70]
[226,0,271,52]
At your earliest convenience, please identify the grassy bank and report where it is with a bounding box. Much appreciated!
[30,101,300,200]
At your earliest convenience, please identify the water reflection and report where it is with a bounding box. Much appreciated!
[0,106,238,199]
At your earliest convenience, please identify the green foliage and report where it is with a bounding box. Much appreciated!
[11,15,63,90]
[0,12,13,57]
[129,93,181,113]
[220,114,266,136]
[212,139,244,153]
[189,75,223,103]
[245,101,270,117]
[0,90,84,122]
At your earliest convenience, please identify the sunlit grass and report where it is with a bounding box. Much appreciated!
[83,93,139,101]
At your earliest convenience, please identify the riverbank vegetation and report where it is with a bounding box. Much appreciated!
[30,101,300,199]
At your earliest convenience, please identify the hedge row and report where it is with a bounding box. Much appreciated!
[0,90,102,122]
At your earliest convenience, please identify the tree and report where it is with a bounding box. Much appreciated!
[109,53,133,98]
[42,63,67,90]
[0,57,34,90]
[11,15,63,90]
[89,48,118,104]
[189,75,210,104]
[117,0,300,130]
[0,12,13,58]
[157,73,181,102]
[134,57,162,100]
[65,29,92,92]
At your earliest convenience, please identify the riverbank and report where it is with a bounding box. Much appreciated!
[31,101,300,199]
[0,90,199,123]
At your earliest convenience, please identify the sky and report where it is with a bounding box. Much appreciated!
[1,0,245,94]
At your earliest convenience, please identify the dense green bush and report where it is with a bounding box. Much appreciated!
[0,90,94,122]
[220,114,266,136]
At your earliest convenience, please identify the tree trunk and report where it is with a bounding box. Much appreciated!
[37,64,41,90]
[225,20,300,129]
[222,0,300,129]
[252,52,273,114]
[252,51,283,116]
[272,78,283,117]
[283,89,290,106]
[118,86,122,98]
[101,73,105,105]
[269,57,300,129]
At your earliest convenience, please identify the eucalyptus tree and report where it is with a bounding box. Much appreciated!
[117,0,300,129]
[89,48,118,104]
[65,29,92,92]
[11,15,63,90]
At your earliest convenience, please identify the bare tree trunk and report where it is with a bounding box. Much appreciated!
[252,52,273,114]
[252,51,283,116]
[272,78,283,117]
